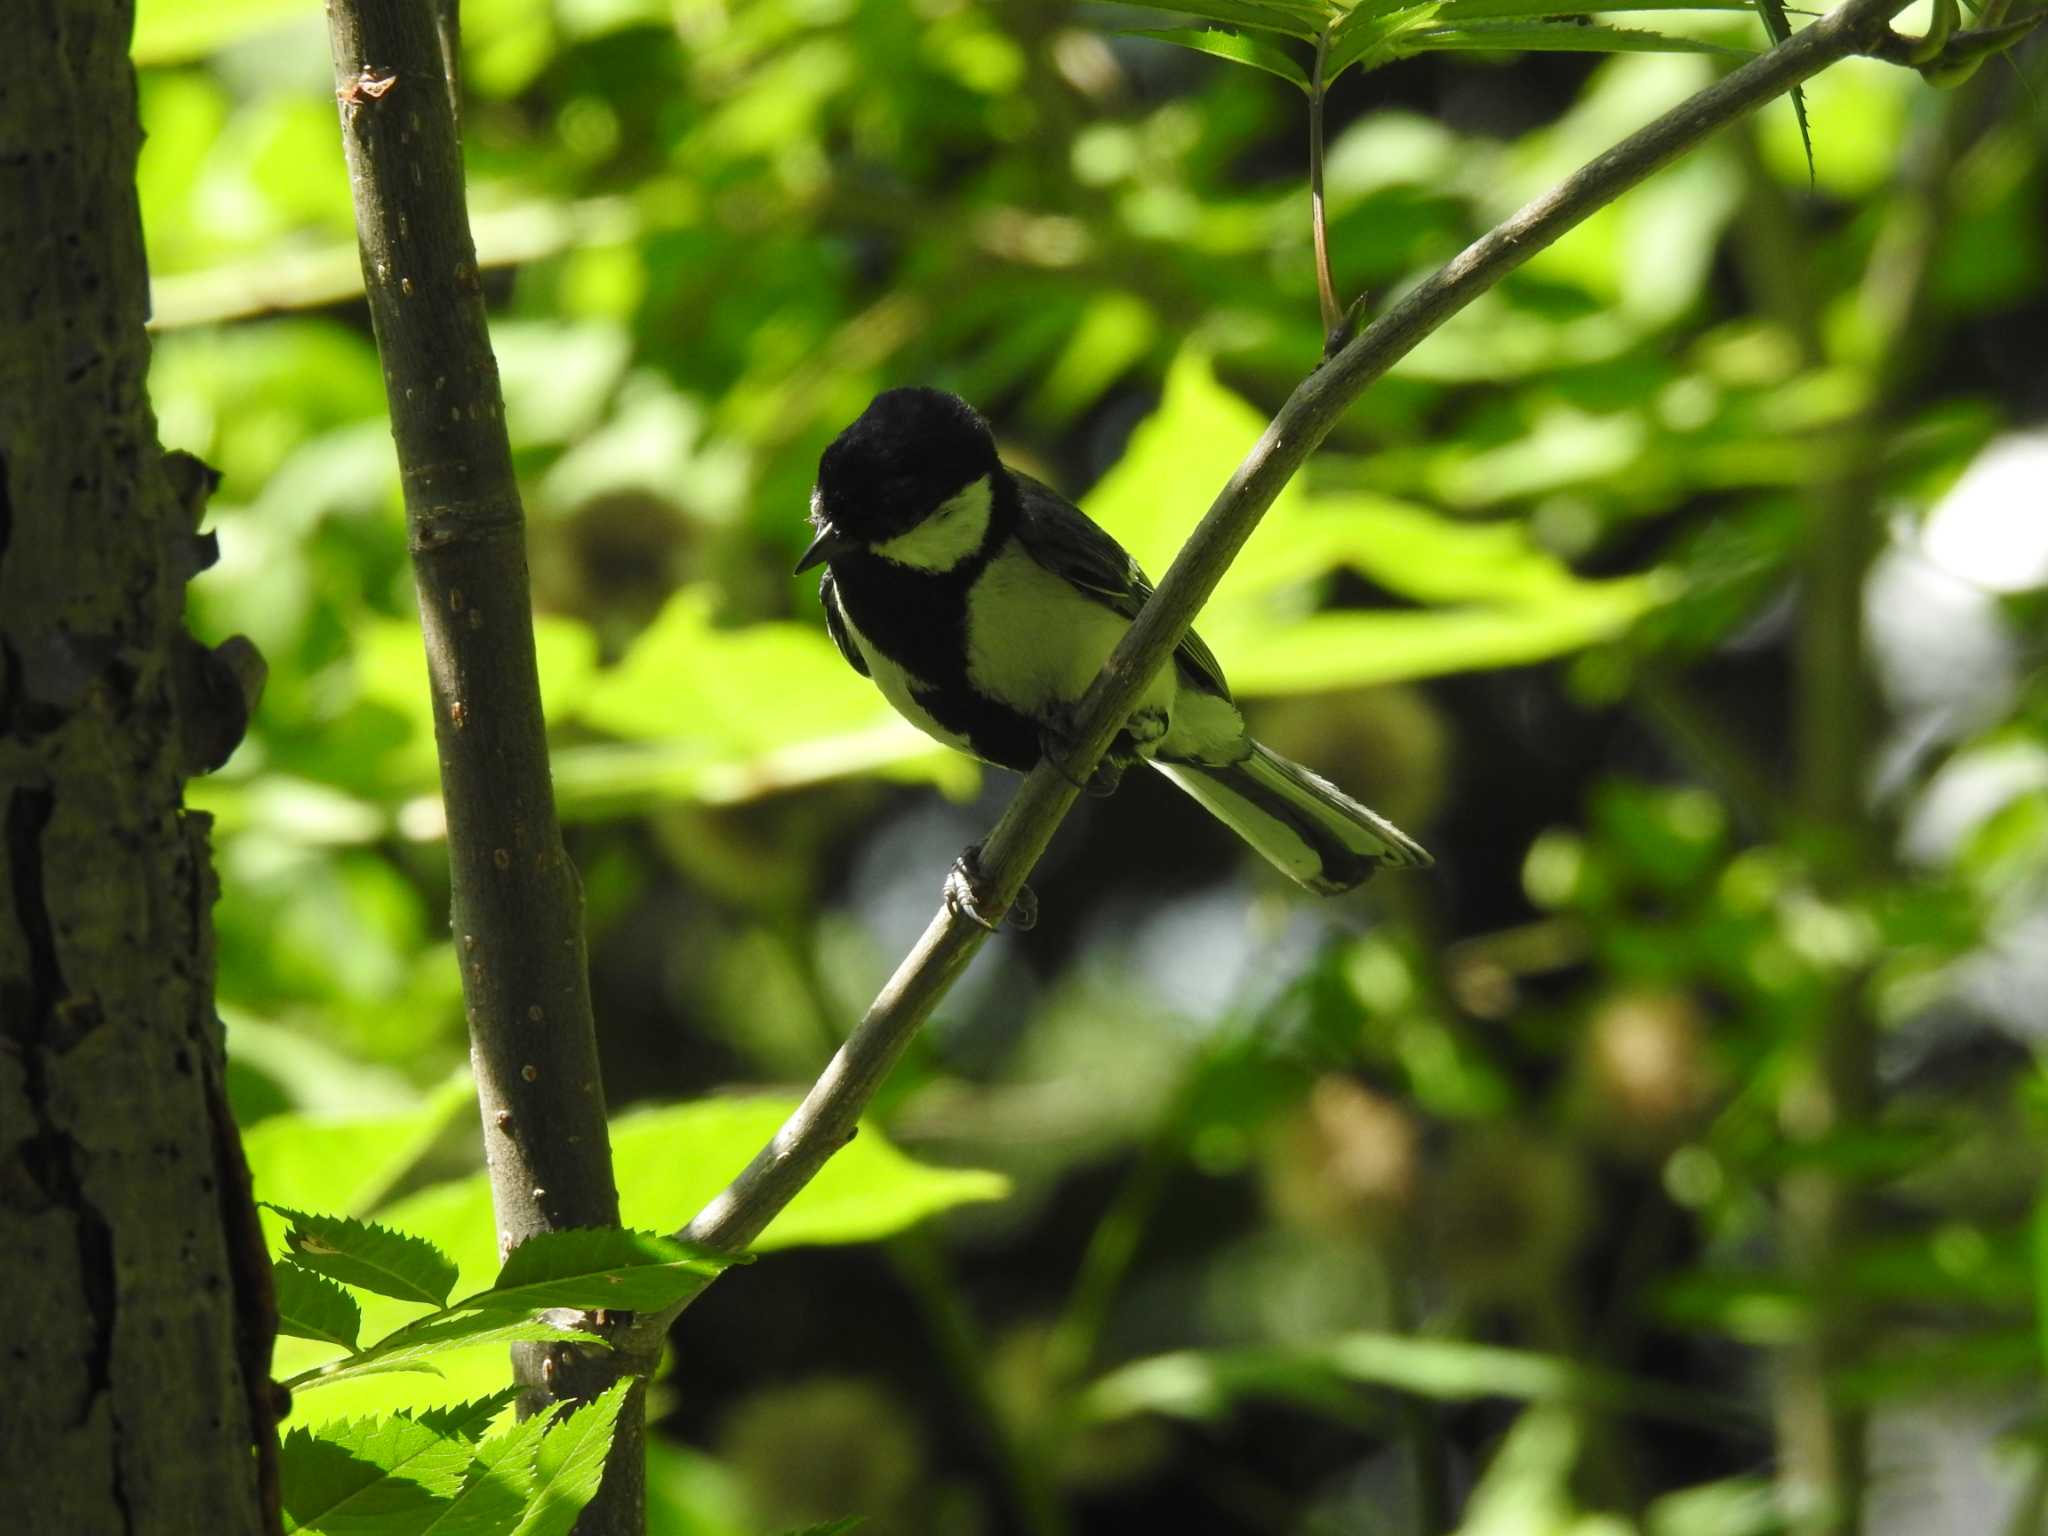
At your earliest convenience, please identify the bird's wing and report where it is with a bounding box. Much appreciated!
[818,569,870,678]
[1009,470,1230,698]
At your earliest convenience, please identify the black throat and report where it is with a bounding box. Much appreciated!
[826,470,1042,771]
[828,470,1015,682]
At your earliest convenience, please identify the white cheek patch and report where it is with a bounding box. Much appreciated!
[871,476,994,572]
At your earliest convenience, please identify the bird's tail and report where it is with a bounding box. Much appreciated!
[1150,743,1431,895]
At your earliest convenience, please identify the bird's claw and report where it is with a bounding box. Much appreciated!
[1039,725,1124,798]
[945,844,1038,932]
[1041,704,1166,798]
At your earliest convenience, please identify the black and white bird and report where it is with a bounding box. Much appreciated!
[799,387,1430,924]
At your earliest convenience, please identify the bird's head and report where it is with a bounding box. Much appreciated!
[798,387,1002,573]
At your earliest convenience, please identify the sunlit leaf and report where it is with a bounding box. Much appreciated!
[1126,1,1337,42]
[1402,20,1751,54]
[279,1412,475,1534]
[274,1261,363,1353]
[463,1228,736,1315]
[133,0,311,66]
[415,1390,523,1444]
[610,1098,1012,1250]
[1082,1332,1746,1427]
[510,1380,632,1536]
[266,1205,461,1308]
[1121,27,1313,90]
[287,1317,605,1395]
[243,1073,475,1227]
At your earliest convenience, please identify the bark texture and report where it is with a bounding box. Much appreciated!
[323,3,636,1529]
[0,4,273,1534]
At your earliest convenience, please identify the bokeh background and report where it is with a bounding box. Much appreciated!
[136,0,2048,1531]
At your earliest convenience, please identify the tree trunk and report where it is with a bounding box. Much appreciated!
[1,4,276,1532]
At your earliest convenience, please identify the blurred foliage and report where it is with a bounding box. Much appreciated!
[132,0,2048,1531]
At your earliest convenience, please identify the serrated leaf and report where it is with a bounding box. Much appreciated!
[510,1381,633,1536]
[1436,0,1759,17]
[274,1260,363,1353]
[1401,20,1751,54]
[266,1205,460,1308]
[1326,1,1436,78]
[415,1389,523,1443]
[289,1317,604,1394]
[464,1228,737,1316]
[1751,0,1813,182]
[1125,0,1334,42]
[1121,27,1312,89]
[279,1413,476,1534]
[1441,0,1761,12]
[413,1406,564,1536]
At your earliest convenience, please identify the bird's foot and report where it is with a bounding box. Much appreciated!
[1038,723,1124,798]
[1040,703,1166,798]
[945,843,1038,932]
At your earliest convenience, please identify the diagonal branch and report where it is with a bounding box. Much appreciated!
[646,0,1915,1306]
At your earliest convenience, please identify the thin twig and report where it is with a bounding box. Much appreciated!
[639,0,1919,1332]
[322,3,641,1532]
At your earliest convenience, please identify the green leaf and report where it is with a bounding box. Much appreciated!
[1081,1332,1747,1427]
[1326,2,1435,78]
[288,1317,605,1395]
[414,1383,631,1536]
[780,1522,868,1536]
[1120,27,1312,90]
[133,0,309,65]
[1401,21,1751,54]
[1436,0,1760,17]
[463,1227,737,1315]
[266,1206,461,1308]
[376,1099,1009,1280]
[279,1413,476,1534]
[274,1260,363,1353]
[244,1073,476,1224]
[415,1390,523,1444]
[276,1101,1008,1418]
[1215,592,1663,694]
[553,587,973,813]
[509,1381,633,1536]
[609,1097,1010,1249]
[414,1408,561,1536]
[572,588,884,750]
[1126,1,1336,42]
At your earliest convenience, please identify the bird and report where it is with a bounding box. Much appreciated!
[798,386,1431,928]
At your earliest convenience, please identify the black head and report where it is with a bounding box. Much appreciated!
[802,388,999,566]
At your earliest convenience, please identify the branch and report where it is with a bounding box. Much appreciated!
[322,2,641,1528]
[655,0,1919,1292]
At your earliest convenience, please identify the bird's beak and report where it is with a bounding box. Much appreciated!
[794,522,855,574]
